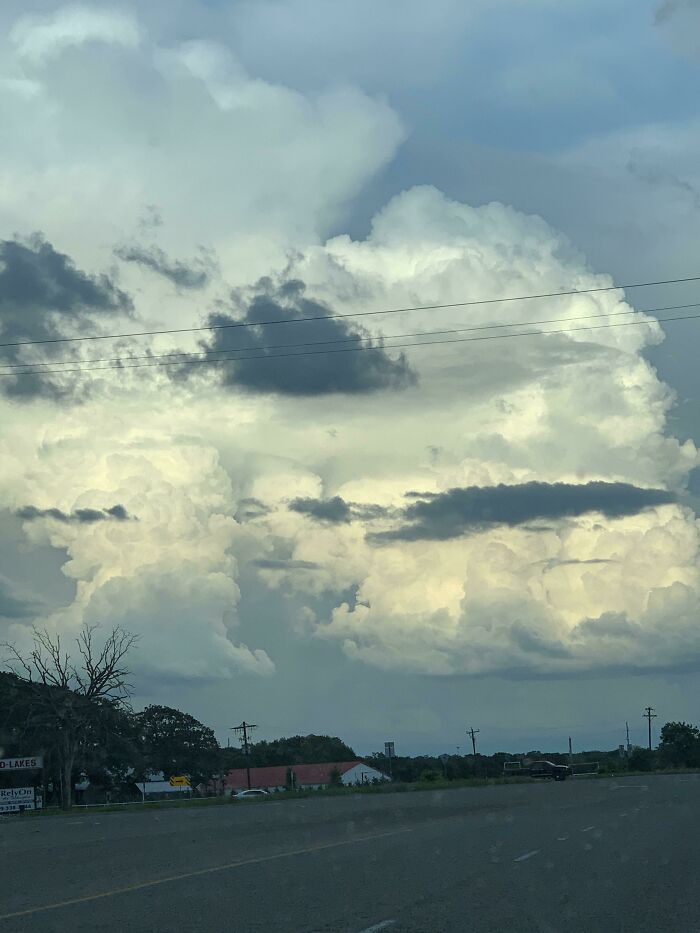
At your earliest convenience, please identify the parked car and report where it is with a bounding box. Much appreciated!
[233,789,270,799]
[526,760,571,781]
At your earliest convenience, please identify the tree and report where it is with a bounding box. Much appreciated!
[2,625,137,809]
[251,734,355,767]
[328,766,343,787]
[659,721,700,768]
[135,705,219,786]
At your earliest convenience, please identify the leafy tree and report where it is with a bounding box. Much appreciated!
[328,766,343,787]
[419,769,441,783]
[659,721,700,767]
[252,734,355,767]
[135,705,219,785]
[2,626,137,809]
[628,747,656,772]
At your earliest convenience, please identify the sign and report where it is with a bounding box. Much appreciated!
[0,787,35,803]
[169,775,190,787]
[0,755,43,772]
[384,742,395,758]
[0,788,42,813]
[0,801,41,813]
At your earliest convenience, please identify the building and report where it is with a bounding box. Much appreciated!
[224,760,389,793]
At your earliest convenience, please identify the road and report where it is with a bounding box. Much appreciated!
[1,774,698,932]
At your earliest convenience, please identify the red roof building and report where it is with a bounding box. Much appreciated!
[224,760,388,792]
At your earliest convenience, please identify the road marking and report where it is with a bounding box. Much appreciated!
[0,826,416,921]
[556,836,568,841]
[513,849,540,862]
[357,921,397,933]
[581,826,595,832]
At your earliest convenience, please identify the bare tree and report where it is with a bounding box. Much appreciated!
[2,625,137,809]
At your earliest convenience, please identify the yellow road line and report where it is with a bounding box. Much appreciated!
[0,826,415,921]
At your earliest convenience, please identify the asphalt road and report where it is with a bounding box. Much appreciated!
[1,774,699,932]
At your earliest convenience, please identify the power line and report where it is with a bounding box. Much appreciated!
[4,300,698,372]
[3,306,700,379]
[1,274,699,351]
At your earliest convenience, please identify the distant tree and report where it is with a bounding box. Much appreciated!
[628,747,656,772]
[659,721,700,768]
[419,768,441,783]
[252,734,356,767]
[328,766,343,787]
[1,625,137,809]
[135,705,219,786]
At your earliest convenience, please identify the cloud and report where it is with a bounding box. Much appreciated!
[373,482,677,542]
[289,496,352,523]
[178,278,416,396]
[253,558,320,570]
[0,575,37,619]
[10,5,142,64]
[16,505,134,524]
[0,234,132,399]
[115,244,212,290]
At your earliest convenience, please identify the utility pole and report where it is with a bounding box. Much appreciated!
[643,707,657,751]
[625,721,630,754]
[467,727,480,756]
[568,736,573,765]
[384,742,395,780]
[232,721,257,789]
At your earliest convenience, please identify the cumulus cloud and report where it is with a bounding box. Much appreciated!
[9,5,142,64]
[0,234,131,399]
[178,278,415,396]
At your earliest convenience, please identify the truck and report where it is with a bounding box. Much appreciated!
[503,760,570,781]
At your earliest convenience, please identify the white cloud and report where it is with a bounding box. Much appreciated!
[10,4,142,64]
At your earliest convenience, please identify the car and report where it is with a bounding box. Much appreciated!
[233,788,270,799]
[526,760,571,781]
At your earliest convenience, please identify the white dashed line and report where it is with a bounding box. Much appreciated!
[581,826,595,833]
[514,849,540,862]
[357,921,397,933]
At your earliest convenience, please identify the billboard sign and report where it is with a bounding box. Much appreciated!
[0,787,42,812]
[0,756,43,772]
[384,742,395,758]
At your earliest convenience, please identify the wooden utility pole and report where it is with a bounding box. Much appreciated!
[643,707,657,751]
[467,727,480,756]
[231,721,257,789]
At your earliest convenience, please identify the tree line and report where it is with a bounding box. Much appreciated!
[3,625,700,808]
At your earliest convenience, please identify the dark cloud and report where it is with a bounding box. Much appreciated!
[173,278,416,396]
[371,481,676,542]
[573,613,642,639]
[253,558,320,570]
[115,244,211,290]
[289,496,352,523]
[655,0,697,24]
[16,505,135,524]
[0,575,37,620]
[0,234,131,400]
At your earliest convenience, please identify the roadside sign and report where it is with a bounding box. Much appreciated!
[0,788,42,812]
[0,801,41,813]
[169,775,190,787]
[384,742,395,758]
[0,755,43,772]
[0,787,35,803]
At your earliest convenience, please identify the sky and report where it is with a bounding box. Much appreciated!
[1,0,700,757]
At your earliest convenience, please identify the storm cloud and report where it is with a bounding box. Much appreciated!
[373,482,677,542]
[16,505,135,524]
[177,279,415,396]
[0,234,131,399]
[115,244,211,290]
